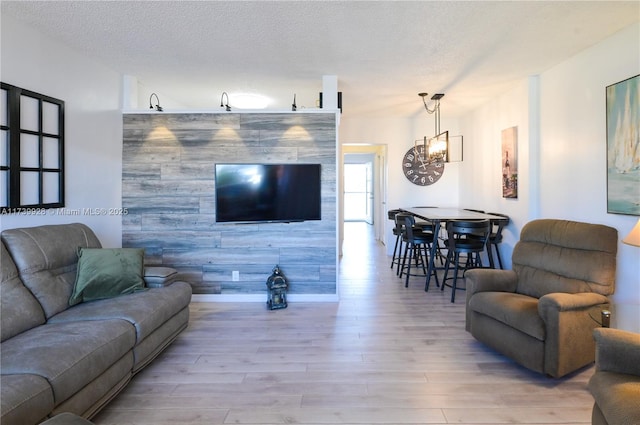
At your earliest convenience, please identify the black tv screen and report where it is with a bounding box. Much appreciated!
[215,163,322,223]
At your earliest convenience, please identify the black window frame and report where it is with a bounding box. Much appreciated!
[1,82,65,212]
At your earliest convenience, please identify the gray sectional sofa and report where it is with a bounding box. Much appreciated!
[0,223,192,424]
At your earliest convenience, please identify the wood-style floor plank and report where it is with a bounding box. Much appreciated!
[93,222,594,424]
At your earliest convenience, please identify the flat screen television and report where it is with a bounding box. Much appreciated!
[215,163,322,223]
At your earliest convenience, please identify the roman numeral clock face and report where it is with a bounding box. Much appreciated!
[402,145,445,186]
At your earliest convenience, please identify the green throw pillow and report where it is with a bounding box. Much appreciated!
[70,248,146,305]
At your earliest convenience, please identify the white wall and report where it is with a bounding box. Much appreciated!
[458,79,534,269]
[0,15,124,247]
[460,23,640,312]
[539,23,640,307]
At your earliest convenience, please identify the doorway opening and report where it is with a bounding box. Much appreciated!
[344,162,373,223]
[341,145,387,253]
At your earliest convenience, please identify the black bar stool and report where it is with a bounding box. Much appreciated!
[486,213,510,269]
[388,209,404,273]
[441,219,490,302]
[399,214,438,288]
[393,212,432,276]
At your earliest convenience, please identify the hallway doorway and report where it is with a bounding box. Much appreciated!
[344,162,373,223]
[341,145,387,251]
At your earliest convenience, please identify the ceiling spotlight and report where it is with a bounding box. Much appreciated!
[220,92,231,111]
[149,93,163,112]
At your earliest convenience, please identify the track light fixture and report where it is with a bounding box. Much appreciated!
[149,93,163,112]
[220,92,231,111]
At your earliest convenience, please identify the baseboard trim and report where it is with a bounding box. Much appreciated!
[191,293,339,303]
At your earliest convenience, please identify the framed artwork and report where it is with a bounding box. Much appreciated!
[607,74,639,216]
[501,126,517,198]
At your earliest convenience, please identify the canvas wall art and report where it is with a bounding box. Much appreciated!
[607,74,639,216]
[501,126,517,198]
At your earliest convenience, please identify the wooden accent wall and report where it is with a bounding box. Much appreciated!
[122,112,337,295]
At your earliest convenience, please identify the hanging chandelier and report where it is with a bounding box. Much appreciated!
[415,92,449,163]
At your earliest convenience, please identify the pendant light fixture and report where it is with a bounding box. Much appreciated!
[417,92,449,162]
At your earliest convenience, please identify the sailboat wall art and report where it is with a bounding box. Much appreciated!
[606,74,640,216]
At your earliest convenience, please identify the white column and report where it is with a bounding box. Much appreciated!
[322,75,339,110]
[122,75,139,110]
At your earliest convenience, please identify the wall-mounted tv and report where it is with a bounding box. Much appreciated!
[215,163,322,223]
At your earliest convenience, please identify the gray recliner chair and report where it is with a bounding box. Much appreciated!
[465,219,618,378]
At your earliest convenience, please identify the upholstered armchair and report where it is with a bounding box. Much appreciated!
[589,328,640,425]
[465,219,618,378]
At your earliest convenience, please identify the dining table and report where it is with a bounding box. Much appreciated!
[399,207,506,291]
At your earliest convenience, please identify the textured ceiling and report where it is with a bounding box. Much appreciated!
[2,1,639,118]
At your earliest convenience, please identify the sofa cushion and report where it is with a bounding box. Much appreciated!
[1,223,102,318]
[69,248,146,305]
[0,373,54,425]
[1,242,46,342]
[589,370,640,425]
[50,282,192,344]
[0,320,135,405]
[512,219,617,299]
[468,291,546,341]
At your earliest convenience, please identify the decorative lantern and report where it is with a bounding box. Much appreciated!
[266,265,288,310]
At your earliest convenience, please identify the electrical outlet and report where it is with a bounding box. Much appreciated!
[232,271,240,281]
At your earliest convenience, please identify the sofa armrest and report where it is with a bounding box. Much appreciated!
[593,327,640,376]
[465,269,518,296]
[144,266,178,288]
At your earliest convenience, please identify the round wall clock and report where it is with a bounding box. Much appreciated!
[402,145,445,186]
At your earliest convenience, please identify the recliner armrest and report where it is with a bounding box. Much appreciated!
[593,327,640,376]
[537,292,611,378]
[464,269,518,333]
[538,292,610,332]
[465,269,518,296]
[538,292,609,313]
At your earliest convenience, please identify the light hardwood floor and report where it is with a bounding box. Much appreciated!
[93,222,595,425]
